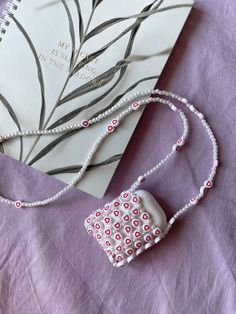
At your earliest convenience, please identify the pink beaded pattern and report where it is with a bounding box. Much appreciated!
[84,191,163,267]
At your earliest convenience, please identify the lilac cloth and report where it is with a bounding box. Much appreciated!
[0,1,236,313]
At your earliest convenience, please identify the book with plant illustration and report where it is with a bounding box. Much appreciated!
[0,0,193,198]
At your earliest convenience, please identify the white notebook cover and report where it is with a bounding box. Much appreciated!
[0,0,193,197]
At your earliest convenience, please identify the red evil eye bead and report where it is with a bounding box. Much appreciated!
[204,180,213,188]
[87,229,93,235]
[15,200,23,208]
[190,197,198,205]
[81,119,89,128]
[132,102,141,110]
[106,125,114,133]
[111,119,119,127]
[0,135,6,143]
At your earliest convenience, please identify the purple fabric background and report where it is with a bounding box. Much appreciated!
[0,1,236,313]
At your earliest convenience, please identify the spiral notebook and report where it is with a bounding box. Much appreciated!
[0,0,193,198]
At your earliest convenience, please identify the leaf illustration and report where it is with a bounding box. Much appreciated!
[90,75,160,119]
[27,0,170,166]
[61,0,76,71]
[37,1,157,132]
[37,0,62,10]
[74,0,84,42]
[85,2,171,41]
[59,67,119,105]
[11,16,46,130]
[47,2,158,129]
[61,49,170,105]
[47,153,122,175]
[28,128,80,166]
[0,93,23,161]
[62,0,162,106]
[92,0,103,9]
[29,75,158,165]
[71,0,165,75]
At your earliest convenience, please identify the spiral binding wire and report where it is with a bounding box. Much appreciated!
[0,0,21,42]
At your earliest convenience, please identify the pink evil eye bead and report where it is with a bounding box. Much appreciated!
[126,248,134,256]
[153,228,161,236]
[111,119,119,127]
[116,254,124,262]
[113,200,120,208]
[15,200,23,208]
[103,216,111,225]
[87,229,94,235]
[190,197,198,205]
[81,119,89,128]
[121,191,131,200]
[106,125,115,133]
[124,237,132,245]
[132,208,139,215]
[132,102,141,110]
[144,234,153,242]
[85,217,91,224]
[132,195,140,204]
[204,180,213,188]
[177,138,184,146]
[0,135,6,143]
[143,224,151,232]
[114,222,121,229]
[123,202,130,210]
[115,245,123,252]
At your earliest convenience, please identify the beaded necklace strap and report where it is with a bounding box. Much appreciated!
[0,89,218,213]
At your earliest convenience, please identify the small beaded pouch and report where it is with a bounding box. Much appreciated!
[84,93,217,267]
[84,190,168,267]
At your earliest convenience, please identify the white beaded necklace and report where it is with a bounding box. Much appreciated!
[0,89,218,214]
